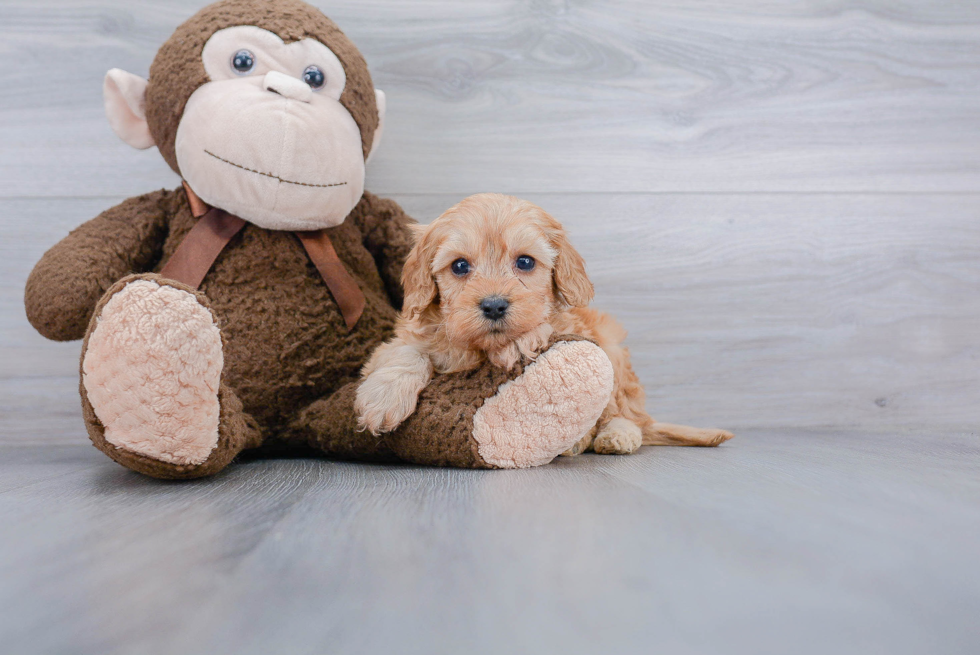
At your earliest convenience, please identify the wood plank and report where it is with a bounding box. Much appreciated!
[0,452,330,654]
[3,193,978,444]
[1,1,979,197]
[0,444,105,494]
[0,430,977,654]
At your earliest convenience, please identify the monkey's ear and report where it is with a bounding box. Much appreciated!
[366,89,386,164]
[103,69,155,150]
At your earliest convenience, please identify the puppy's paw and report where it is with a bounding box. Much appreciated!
[355,344,433,435]
[593,417,643,455]
[516,323,555,361]
[487,342,521,370]
[355,375,420,435]
[561,431,595,457]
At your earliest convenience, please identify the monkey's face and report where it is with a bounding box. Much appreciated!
[174,26,370,230]
[103,13,386,231]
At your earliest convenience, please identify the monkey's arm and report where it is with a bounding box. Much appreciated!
[352,192,416,310]
[25,189,174,341]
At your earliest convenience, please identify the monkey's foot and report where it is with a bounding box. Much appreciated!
[472,338,614,468]
[82,276,223,466]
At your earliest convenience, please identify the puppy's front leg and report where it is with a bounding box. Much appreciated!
[355,340,434,435]
[515,323,554,361]
[488,324,555,370]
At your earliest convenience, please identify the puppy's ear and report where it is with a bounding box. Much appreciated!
[408,222,428,243]
[401,224,440,318]
[549,223,594,308]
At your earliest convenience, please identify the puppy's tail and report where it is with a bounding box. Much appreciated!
[641,421,734,447]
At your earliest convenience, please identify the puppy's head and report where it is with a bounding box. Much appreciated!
[402,193,593,352]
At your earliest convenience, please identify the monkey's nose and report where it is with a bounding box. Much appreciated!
[263,71,312,103]
[480,296,510,321]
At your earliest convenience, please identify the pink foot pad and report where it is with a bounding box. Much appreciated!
[82,279,223,465]
[472,339,614,468]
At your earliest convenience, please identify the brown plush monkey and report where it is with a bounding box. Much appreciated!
[24,0,614,479]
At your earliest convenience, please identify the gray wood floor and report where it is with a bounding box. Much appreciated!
[1,1,979,653]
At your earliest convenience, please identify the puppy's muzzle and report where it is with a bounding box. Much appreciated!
[480,296,509,321]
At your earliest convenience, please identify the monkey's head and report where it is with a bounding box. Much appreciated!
[103,0,384,230]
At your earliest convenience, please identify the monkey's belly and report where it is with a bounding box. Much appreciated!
[193,227,397,435]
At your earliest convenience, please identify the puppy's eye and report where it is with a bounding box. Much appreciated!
[451,258,471,276]
[515,255,535,271]
[232,50,255,74]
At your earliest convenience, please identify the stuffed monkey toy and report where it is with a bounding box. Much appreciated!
[24,0,614,479]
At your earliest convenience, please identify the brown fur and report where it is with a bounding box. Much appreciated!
[23,0,397,451]
[27,187,413,439]
[146,0,379,172]
[357,194,734,453]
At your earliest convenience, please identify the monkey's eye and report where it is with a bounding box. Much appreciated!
[303,65,326,89]
[515,255,535,271]
[451,258,471,277]
[231,50,255,74]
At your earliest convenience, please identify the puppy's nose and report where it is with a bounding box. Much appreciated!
[480,296,509,321]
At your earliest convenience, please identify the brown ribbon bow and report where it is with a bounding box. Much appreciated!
[159,182,365,331]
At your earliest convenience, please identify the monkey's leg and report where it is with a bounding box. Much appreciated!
[394,335,614,468]
[286,382,399,463]
[80,274,262,479]
[292,335,614,469]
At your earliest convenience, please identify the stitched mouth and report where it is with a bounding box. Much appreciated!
[204,150,347,189]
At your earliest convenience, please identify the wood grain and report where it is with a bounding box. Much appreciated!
[1,1,979,197]
[1,431,978,654]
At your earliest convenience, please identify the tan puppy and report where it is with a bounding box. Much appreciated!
[355,193,733,455]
